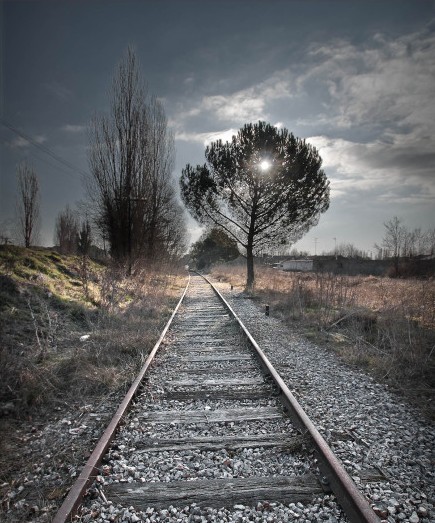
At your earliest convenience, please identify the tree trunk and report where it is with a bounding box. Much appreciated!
[246,244,255,291]
[246,194,258,291]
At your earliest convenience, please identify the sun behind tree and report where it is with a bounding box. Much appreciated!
[180,121,330,289]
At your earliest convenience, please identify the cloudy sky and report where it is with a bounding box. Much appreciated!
[1,0,434,255]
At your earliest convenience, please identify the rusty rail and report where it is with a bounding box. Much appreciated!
[204,275,380,523]
[54,271,379,523]
[52,274,190,523]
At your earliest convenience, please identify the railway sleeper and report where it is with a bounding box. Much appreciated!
[162,387,277,401]
[137,406,284,424]
[133,434,306,454]
[55,275,380,523]
[103,474,324,510]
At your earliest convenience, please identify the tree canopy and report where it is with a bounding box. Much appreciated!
[180,121,330,288]
[189,228,239,270]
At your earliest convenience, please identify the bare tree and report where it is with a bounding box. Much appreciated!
[375,220,435,260]
[405,226,435,257]
[77,219,92,296]
[157,199,188,259]
[425,227,435,256]
[374,216,406,276]
[141,97,178,260]
[16,162,40,247]
[54,205,79,254]
[408,228,426,257]
[323,242,366,258]
[87,48,185,272]
[87,47,146,267]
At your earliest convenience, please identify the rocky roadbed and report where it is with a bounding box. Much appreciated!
[1,278,434,523]
[0,396,121,522]
[216,283,434,523]
[77,277,346,523]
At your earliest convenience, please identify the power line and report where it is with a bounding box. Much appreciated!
[1,119,89,179]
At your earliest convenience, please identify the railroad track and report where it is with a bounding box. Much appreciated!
[54,274,380,522]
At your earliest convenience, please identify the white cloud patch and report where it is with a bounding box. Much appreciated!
[201,92,266,123]
[199,71,294,123]
[62,124,87,133]
[299,23,435,208]
[173,69,295,131]
[176,128,238,146]
[307,135,435,204]
[7,135,47,148]
[299,23,435,135]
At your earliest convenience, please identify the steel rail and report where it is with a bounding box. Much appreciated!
[52,274,191,523]
[203,275,380,523]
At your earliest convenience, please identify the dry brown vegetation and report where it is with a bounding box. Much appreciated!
[0,246,187,520]
[0,246,187,413]
[211,263,435,419]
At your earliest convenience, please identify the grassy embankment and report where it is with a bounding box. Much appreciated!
[0,246,187,519]
[211,263,435,419]
[0,245,187,413]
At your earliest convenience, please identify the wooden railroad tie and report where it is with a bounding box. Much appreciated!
[104,474,323,510]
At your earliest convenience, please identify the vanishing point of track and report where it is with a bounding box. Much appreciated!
[54,273,380,523]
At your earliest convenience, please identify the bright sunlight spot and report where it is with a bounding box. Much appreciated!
[259,159,271,171]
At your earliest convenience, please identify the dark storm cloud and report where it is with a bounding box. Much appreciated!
[1,0,434,251]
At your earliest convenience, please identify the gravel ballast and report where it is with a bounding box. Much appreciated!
[1,275,433,523]
[215,282,434,523]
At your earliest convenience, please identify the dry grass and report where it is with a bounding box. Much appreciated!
[0,247,188,516]
[211,263,435,418]
[0,246,187,413]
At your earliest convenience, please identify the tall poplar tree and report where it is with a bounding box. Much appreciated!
[16,162,40,248]
[87,48,185,272]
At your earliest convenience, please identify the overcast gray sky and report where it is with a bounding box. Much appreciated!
[1,0,434,255]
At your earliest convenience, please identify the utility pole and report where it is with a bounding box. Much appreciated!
[333,237,337,259]
[314,238,318,256]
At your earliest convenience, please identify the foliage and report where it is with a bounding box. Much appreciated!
[322,242,368,259]
[190,228,239,269]
[180,121,329,288]
[374,217,435,276]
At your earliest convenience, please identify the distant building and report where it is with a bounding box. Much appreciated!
[280,259,314,272]
[270,255,435,277]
